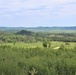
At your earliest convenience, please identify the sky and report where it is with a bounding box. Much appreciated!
[0,0,76,27]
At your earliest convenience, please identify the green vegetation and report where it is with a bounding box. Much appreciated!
[16,30,34,36]
[0,30,76,44]
[43,41,48,47]
[1,41,75,49]
[0,45,76,75]
[0,28,76,75]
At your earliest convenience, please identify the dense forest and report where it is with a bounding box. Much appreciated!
[0,45,76,75]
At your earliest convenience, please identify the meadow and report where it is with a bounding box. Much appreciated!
[2,41,76,49]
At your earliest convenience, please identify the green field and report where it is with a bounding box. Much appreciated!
[2,41,76,49]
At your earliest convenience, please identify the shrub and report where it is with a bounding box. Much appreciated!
[43,42,47,47]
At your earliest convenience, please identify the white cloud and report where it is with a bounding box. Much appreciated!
[55,3,76,17]
[0,0,76,17]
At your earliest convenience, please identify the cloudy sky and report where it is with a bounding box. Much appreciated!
[0,0,76,27]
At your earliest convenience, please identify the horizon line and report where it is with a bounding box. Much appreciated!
[0,26,76,28]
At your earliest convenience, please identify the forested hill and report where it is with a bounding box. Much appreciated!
[16,30,34,36]
[0,26,76,32]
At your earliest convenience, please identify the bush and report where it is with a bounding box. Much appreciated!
[43,42,47,47]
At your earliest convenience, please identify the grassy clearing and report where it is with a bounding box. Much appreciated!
[51,41,76,49]
[2,42,43,48]
[1,41,76,49]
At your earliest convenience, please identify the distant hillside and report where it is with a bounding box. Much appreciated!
[0,26,76,33]
[16,30,34,36]
[0,30,8,35]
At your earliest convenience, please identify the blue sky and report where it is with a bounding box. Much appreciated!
[0,0,76,27]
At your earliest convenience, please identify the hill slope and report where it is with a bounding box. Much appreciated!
[16,30,34,36]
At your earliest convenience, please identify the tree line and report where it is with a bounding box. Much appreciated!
[0,30,76,43]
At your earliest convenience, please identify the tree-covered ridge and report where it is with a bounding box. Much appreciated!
[0,45,76,75]
[0,30,76,43]
[16,30,34,36]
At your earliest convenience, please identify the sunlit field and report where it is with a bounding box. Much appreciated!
[1,41,76,49]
